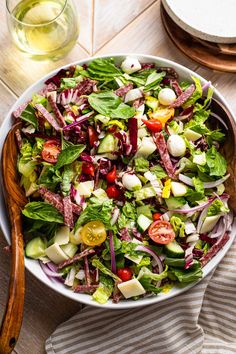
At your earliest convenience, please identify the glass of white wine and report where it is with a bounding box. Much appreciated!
[6,0,80,60]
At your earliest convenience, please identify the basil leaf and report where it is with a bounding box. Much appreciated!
[22,202,64,223]
[87,58,121,81]
[183,76,203,108]
[55,144,85,170]
[88,92,135,119]
[20,104,38,129]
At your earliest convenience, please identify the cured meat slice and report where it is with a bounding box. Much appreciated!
[152,132,176,179]
[35,104,61,131]
[169,84,195,108]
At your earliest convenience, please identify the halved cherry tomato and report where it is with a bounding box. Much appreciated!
[106,185,120,199]
[88,126,98,147]
[106,166,117,183]
[148,220,175,244]
[82,162,95,176]
[41,140,61,163]
[81,221,107,246]
[153,213,162,221]
[117,268,133,282]
[142,119,162,133]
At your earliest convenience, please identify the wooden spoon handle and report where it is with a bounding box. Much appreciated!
[0,203,25,354]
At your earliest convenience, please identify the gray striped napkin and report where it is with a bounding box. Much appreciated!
[45,240,236,354]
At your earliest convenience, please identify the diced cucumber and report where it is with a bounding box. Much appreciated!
[61,243,78,258]
[165,196,186,210]
[165,258,199,268]
[164,240,185,258]
[137,205,152,219]
[25,237,47,259]
[97,134,116,153]
[134,186,156,201]
[137,214,152,232]
[54,226,70,245]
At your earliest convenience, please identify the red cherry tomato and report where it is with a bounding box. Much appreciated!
[41,140,61,163]
[106,185,120,199]
[88,126,98,147]
[148,220,175,244]
[106,166,117,183]
[142,119,162,133]
[117,268,133,282]
[153,213,162,221]
[82,162,95,176]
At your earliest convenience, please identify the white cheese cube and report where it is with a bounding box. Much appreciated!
[136,137,156,157]
[118,278,146,299]
[193,152,206,166]
[45,243,69,264]
[171,182,188,197]
[75,180,94,198]
[200,215,221,234]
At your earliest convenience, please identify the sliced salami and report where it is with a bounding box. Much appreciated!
[128,117,138,154]
[74,284,99,293]
[63,196,74,228]
[152,132,176,179]
[48,95,66,127]
[200,233,230,267]
[15,129,23,150]
[84,256,91,286]
[39,188,64,214]
[132,97,145,109]
[13,102,29,119]
[35,104,61,131]
[75,78,97,97]
[38,83,58,96]
[115,83,133,97]
[169,84,195,108]
[58,248,95,269]
[171,80,183,96]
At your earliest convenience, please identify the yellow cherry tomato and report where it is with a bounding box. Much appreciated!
[81,221,107,246]
[149,108,175,126]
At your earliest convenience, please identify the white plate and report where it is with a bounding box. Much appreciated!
[0,54,235,309]
[162,0,236,44]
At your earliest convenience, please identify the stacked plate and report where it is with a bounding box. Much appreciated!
[161,0,236,72]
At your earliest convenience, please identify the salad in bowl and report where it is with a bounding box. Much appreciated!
[10,55,234,305]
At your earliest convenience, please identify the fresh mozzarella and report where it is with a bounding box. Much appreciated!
[136,137,157,157]
[158,88,176,106]
[122,173,142,191]
[167,135,186,157]
[171,182,188,197]
[121,56,142,74]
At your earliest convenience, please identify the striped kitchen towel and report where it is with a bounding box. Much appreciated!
[45,239,236,354]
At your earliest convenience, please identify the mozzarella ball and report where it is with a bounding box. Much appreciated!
[158,88,176,106]
[121,56,142,74]
[122,173,142,191]
[167,135,186,157]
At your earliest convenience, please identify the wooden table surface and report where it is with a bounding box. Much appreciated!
[0,1,236,353]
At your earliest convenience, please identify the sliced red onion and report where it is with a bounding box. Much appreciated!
[161,212,171,221]
[202,81,211,91]
[196,202,212,233]
[172,199,213,214]
[40,262,63,278]
[111,207,120,226]
[135,245,163,274]
[210,112,228,130]
[225,211,234,231]
[184,245,194,269]
[179,173,230,189]
[131,227,143,241]
[64,267,76,287]
[63,111,94,131]
[185,220,197,235]
[208,217,226,239]
[109,231,116,274]
[186,233,199,243]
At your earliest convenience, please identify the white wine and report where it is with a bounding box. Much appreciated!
[8,0,79,59]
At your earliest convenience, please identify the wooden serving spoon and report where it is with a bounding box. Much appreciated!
[0,122,28,354]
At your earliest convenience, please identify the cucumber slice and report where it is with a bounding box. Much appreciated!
[25,237,47,259]
[165,258,199,268]
[97,134,116,154]
[61,243,78,258]
[137,214,152,232]
[54,226,70,245]
[164,240,185,258]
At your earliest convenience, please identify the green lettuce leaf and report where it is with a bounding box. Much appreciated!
[206,146,227,177]
[18,140,37,177]
[135,157,149,173]
[183,76,202,108]
[91,257,120,281]
[169,262,203,283]
[20,104,38,129]
[22,202,64,223]
[137,265,168,282]
[150,164,167,179]
[92,274,114,304]
[144,71,166,92]
[207,199,229,216]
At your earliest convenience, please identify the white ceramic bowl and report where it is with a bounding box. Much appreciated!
[0,54,235,309]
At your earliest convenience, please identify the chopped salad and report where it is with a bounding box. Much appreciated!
[14,56,233,304]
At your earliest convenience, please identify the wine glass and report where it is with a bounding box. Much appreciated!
[6,0,80,60]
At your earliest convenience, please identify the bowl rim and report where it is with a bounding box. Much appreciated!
[0,53,236,309]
